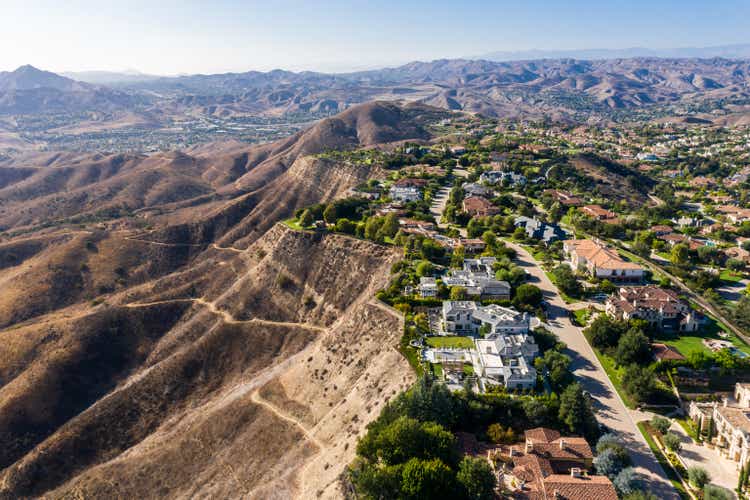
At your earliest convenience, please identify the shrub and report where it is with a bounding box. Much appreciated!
[704,484,732,500]
[663,432,682,453]
[650,416,671,435]
[687,466,710,489]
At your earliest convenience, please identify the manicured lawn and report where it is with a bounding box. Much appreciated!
[592,349,636,409]
[720,269,745,283]
[637,422,691,500]
[654,315,750,358]
[655,333,712,358]
[426,336,475,349]
[432,363,444,378]
[282,218,306,231]
[572,309,590,327]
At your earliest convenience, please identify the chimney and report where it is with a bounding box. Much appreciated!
[526,439,533,454]
[570,467,582,478]
[559,439,566,450]
[724,397,729,408]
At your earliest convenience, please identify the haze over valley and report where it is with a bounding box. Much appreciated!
[2,2,750,499]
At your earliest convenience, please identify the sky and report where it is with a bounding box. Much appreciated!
[2,0,749,75]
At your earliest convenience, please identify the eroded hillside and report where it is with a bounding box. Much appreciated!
[0,101,434,499]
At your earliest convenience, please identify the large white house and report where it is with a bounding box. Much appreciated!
[389,185,421,202]
[688,383,750,469]
[441,301,531,335]
[443,257,511,300]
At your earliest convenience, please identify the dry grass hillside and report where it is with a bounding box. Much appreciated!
[0,102,430,499]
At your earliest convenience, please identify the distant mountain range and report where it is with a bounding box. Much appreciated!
[3,55,750,127]
[474,43,750,62]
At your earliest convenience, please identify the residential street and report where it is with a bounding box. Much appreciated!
[503,240,680,499]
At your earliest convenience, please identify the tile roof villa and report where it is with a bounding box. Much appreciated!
[488,428,617,500]
[563,239,644,282]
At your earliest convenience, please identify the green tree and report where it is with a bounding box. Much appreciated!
[451,245,466,268]
[670,243,690,266]
[323,203,338,223]
[513,283,543,309]
[584,315,625,350]
[450,286,468,301]
[614,328,651,366]
[623,492,658,500]
[335,218,356,234]
[359,416,457,466]
[621,365,656,403]
[365,217,385,241]
[558,382,598,438]
[456,456,496,500]
[379,213,400,240]
[650,416,671,435]
[594,447,630,478]
[486,423,515,444]
[613,467,640,496]
[415,260,434,278]
[551,264,582,297]
[401,458,456,500]
[687,466,710,489]
[535,350,572,390]
[299,208,314,227]
[663,432,681,453]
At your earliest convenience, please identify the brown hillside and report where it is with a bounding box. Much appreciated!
[0,102,431,499]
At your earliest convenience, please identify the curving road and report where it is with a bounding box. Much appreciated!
[503,240,680,499]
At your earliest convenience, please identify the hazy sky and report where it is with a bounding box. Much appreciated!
[2,0,749,75]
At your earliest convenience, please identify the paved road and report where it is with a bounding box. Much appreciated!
[430,167,468,236]
[503,240,680,499]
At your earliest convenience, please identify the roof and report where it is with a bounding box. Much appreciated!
[652,343,686,361]
[581,205,616,219]
[393,177,428,187]
[542,474,618,500]
[525,428,561,443]
[565,240,642,271]
[463,196,498,214]
[716,406,750,435]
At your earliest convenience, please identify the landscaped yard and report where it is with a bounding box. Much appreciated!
[654,315,750,358]
[426,336,475,349]
[282,218,307,231]
[572,308,590,327]
[637,422,691,500]
[720,269,745,283]
[592,348,635,408]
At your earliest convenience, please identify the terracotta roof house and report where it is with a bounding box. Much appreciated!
[650,225,674,236]
[544,190,584,207]
[393,177,429,188]
[463,196,500,217]
[581,205,617,221]
[606,286,701,332]
[563,239,644,282]
[491,428,617,500]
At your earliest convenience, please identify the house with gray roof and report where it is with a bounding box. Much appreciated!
[514,216,566,245]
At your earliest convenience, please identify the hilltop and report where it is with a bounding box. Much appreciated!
[0,101,444,498]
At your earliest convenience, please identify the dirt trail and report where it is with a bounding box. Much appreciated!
[250,391,323,448]
[125,297,326,332]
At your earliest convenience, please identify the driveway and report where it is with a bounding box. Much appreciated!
[430,168,468,235]
[503,240,680,499]
[668,420,738,492]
